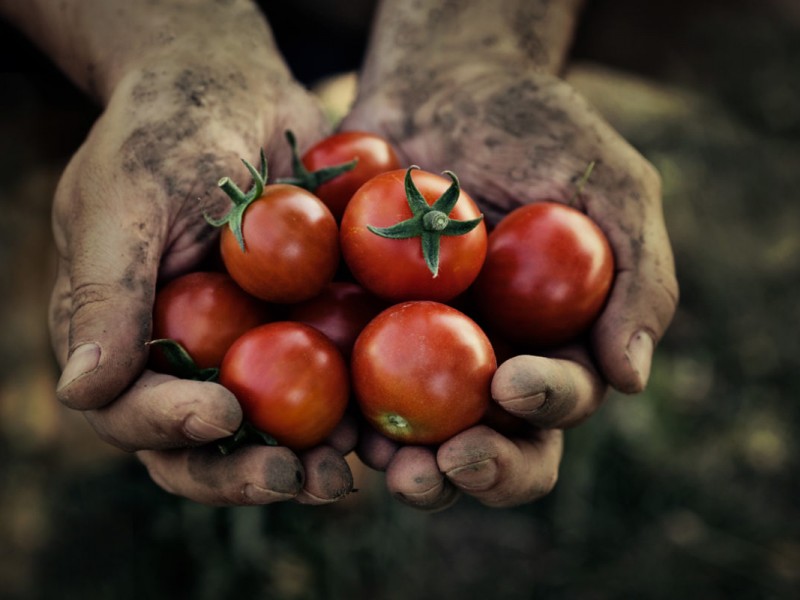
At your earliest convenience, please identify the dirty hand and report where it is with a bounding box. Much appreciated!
[344,63,678,509]
[36,0,354,505]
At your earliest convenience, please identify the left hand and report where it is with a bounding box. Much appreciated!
[343,65,678,509]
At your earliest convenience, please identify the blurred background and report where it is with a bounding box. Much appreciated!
[1,0,798,598]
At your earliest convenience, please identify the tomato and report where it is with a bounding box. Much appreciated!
[471,201,614,348]
[351,301,496,445]
[219,322,349,451]
[340,167,487,302]
[150,271,272,372]
[286,131,403,222]
[210,152,339,303]
[286,281,387,359]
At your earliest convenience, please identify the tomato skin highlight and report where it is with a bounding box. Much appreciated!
[302,131,402,222]
[219,322,350,451]
[286,281,387,360]
[340,169,487,302]
[150,271,272,371]
[220,184,339,304]
[352,301,496,445]
[472,201,614,348]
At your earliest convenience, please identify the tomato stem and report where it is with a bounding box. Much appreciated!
[367,166,484,277]
[423,210,450,231]
[205,149,269,252]
[567,160,596,206]
[276,130,358,191]
[377,413,412,440]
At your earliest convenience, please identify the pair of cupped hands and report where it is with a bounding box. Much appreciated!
[50,61,677,510]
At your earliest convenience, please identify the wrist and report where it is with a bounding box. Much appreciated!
[4,0,292,105]
[357,0,584,93]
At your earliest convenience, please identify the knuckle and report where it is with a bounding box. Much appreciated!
[70,281,116,315]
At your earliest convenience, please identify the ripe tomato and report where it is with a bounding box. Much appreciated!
[211,153,339,303]
[340,167,487,302]
[219,322,349,451]
[286,281,387,359]
[471,201,614,348]
[351,301,496,445]
[150,271,272,372]
[286,131,402,222]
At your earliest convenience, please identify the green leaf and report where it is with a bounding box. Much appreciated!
[217,422,279,456]
[367,219,423,239]
[275,129,358,191]
[403,166,431,215]
[147,339,219,382]
[430,170,461,214]
[442,215,484,236]
[421,230,440,277]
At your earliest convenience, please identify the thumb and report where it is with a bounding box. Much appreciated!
[591,193,679,394]
[51,169,165,410]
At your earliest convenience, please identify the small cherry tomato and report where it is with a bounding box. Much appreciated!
[286,281,387,359]
[472,201,614,348]
[210,151,339,303]
[219,322,349,451]
[352,301,496,445]
[281,131,403,222]
[150,271,272,372]
[340,167,487,302]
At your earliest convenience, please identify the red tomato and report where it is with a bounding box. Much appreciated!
[301,131,402,222]
[472,201,614,348]
[219,322,349,450]
[340,168,487,302]
[212,154,339,303]
[286,281,387,359]
[150,271,272,371]
[351,301,496,445]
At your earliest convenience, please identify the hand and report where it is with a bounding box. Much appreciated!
[343,65,678,509]
[48,36,355,505]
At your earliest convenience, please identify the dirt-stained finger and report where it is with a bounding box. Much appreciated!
[438,425,563,508]
[491,351,607,429]
[85,371,242,451]
[138,444,305,506]
[385,446,460,512]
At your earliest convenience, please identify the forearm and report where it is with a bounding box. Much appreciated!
[0,0,290,104]
[358,0,585,91]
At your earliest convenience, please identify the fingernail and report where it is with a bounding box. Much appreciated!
[500,392,546,415]
[445,458,498,491]
[626,331,654,390]
[183,414,236,442]
[56,343,101,392]
[243,483,298,504]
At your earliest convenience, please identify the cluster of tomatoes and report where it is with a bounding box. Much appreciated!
[150,131,615,453]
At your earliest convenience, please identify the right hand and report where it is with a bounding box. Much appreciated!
[343,65,677,510]
[49,61,356,506]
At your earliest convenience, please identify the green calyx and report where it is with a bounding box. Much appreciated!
[147,339,219,382]
[217,422,278,456]
[275,130,358,191]
[205,149,269,252]
[368,166,484,277]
